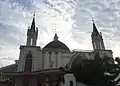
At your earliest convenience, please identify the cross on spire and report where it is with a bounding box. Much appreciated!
[33,11,35,17]
[92,16,94,22]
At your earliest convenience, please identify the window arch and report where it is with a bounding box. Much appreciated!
[24,51,32,72]
[70,81,73,86]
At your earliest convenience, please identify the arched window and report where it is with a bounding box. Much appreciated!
[70,81,73,86]
[24,51,32,72]
[30,38,33,45]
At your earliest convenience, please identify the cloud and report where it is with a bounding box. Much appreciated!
[1,0,120,66]
[9,0,35,11]
[71,0,120,57]
[0,0,75,66]
[0,23,25,46]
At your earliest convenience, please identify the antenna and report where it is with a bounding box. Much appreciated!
[55,27,56,34]
[33,12,35,17]
[33,11,36,18]
[30,10,36,18]
[92,16,94,23]
[53,24,57,34]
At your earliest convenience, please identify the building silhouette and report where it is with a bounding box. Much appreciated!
[0,14,113,86]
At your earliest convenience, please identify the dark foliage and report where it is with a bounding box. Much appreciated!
[71,52,120,86]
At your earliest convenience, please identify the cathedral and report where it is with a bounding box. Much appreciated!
[0,15,113,86]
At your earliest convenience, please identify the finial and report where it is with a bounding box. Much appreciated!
[33,14,35,17]
[53,25,58,41]
[33,12,35,18]
[92,16,94,23]
[53,32,58,41]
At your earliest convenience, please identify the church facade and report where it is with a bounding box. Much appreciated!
[0,15,113,86]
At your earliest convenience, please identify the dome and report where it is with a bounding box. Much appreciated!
[43,33,70,51]
[44,40,70,51]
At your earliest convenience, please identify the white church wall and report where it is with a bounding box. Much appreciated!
[43,52,60,69]
[64,74,76,86]
[42,51,73,69]
[17,48,25,72]
[62,57,70,67]
[58,52,62,67]
[34,49,42,71]
[43,52,49,69]
[43,52,63,69]
[61,52,73,67]
[17,46,41,72]
[51,52,56,68]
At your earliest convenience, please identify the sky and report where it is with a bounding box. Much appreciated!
[0,0,120,66]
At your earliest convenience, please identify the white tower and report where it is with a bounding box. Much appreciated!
[91,20,105,50]
[17,14,42,72]
[63,74,76,86]
[26,14,38,46]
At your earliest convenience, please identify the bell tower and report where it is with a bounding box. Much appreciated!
[17,14,42,72]
[26,14,38,46]
[91,20,105,50]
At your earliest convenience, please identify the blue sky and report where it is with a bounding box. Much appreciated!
[0,0,120,66]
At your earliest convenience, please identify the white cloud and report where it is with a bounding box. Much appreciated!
[0,0,120,66]
[72,0,120,57]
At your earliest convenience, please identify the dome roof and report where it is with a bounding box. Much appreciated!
[43,33,70,51]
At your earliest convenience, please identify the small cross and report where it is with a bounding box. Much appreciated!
[33,11,35,17]
[92,16,94,23]
[30,11,36,18]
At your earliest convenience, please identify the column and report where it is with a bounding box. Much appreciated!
[55,52,58,68]
[49,52,52,68]
[42,52,45,69]
[44,52,49,69]
[58,52,62,67]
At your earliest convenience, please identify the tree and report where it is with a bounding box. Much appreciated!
[71,52,120,86]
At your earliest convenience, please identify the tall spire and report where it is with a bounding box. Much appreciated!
[31,13,35,32]
[26,13,38,46]
[91,18,105,50]
[92,19,99,35]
